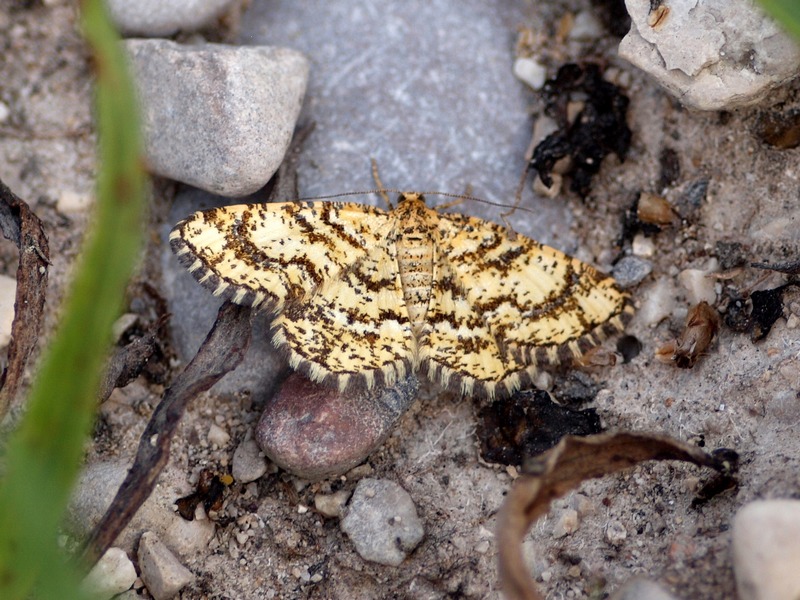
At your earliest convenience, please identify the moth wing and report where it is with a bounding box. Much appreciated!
[271,244,416,393]
[422,211,631,398]
[170,202,389,313]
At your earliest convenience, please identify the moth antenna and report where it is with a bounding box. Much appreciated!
[370,158,392,208]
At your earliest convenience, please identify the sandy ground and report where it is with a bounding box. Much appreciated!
[1,1,800,599]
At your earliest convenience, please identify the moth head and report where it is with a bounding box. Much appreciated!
[397,192,425,205]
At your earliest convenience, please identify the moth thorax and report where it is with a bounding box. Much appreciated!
[396,227,434,337]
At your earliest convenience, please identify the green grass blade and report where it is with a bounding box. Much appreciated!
[0,0,146,597]
[758,0,800,39]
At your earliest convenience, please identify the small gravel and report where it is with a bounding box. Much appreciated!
[232,438,268,483]
[138,531,195,600]
[612,256,653,288]
[340,478,424,567]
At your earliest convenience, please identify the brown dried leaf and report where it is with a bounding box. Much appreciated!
[0,180,50,420]
[655,301,720,368]
[496,431,736,600]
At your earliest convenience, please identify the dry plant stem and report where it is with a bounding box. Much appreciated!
[496,431,734,600]
[96,317,165,403]
[81,301,252,565]
[0,180,49,420]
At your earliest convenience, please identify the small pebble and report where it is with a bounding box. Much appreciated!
[678,260,718,305]
[207,423,230,447]
[513,57,547,90]
[108,0,237,36]
[0,274,17,347]
[637,277,677,327]
[80,547,137,599]
[610,577,679,600]
[632,234,655,258]
[257,373,418,480]
[314,489,352,518]
[733,500,800,600]
[56,190,93,214]
[552,508,580,538]
[111,313,138,342]
[125,39,308,197]
[568,10,604,41]
[340,478,424,566]
[612,256,653,288]
[232,439,268,483]
[533,173,562,198]
[138,531,195,600]
[605,519,627,546]
[0,101,10,123]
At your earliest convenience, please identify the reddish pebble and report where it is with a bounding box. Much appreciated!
[256,373,418,480]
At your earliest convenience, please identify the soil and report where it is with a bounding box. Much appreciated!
[1,1,799,599]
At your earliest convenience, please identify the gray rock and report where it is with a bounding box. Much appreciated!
[232,438,268,483]
[80,547,137,599]
[733,499,800,600]
[257,373,419,481]
[108,0,237,37]
[619,0,800,110]
[125,39,308,197]
[138,531,195,600]
[610,577,678,600]
[67,460,215,557]
[340,478,424,567]
[612,255,653,288]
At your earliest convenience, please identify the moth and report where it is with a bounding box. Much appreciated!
[171,192,632,398]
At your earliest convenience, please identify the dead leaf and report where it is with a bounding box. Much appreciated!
[0,180,49,419]
[655,301,720,368]
[496,431,736,600]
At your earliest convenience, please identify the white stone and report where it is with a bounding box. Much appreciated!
[678,259,718,305]
[552,508,580,538]
[111,313,139,341]
[619,0,800,110]
[636,277,677,327]
[605,519,627,545]
[138,531,195,600]
[733,500,800,600]
[513,57,547,90]
[632,234,655,257]
[207,423,230,447]
[314,489,351,518]
[80,547,137,599]
[610,577,679,600]
[341,478,424,566]
[56,190,93,213]
[0,274,16,347]
[0,101,9,123]
[232,438,268,483]
[108,0,237,37]
[569,10,604,41]
[125,40,308,197]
